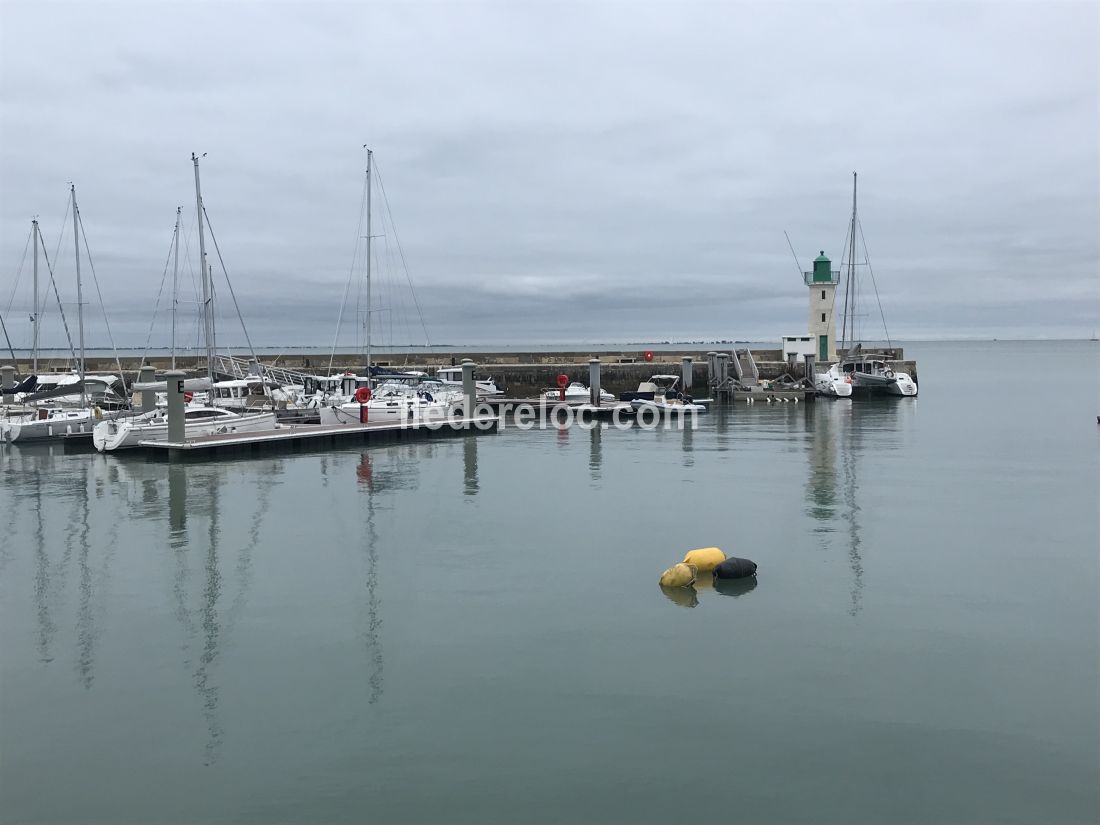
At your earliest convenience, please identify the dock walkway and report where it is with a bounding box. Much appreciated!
[140,415,500,458]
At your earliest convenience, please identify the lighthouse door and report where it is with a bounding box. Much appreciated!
[818,335,828,361]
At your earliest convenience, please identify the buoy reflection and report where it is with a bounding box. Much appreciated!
[713,577,758,598]
[659,584,699,608]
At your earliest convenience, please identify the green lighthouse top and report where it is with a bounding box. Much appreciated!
[809,250,838,284]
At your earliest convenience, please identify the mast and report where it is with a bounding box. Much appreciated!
[72,185,86,408]
[841,171,858,351]
[192,154,215,390]
[849,172,858,347]
[32,219,39,373]
[364,148,373,388]
[171,207,181,370]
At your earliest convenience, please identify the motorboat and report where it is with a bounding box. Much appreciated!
[92,406,277,452]
[435,366,504,397]
[625,375,707,413]
[542,382,615,402]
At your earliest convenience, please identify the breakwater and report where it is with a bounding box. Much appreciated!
[22,347,915,396]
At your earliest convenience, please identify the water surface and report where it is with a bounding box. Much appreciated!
[2,341,1097,824]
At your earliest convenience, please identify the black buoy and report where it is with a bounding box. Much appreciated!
[712,556,757,580]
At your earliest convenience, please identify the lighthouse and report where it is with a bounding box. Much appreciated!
[806,251,839,361]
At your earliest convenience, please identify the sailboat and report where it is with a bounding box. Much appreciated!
[92,155,275,452]
[318,149,459,426]
[4,188,127,442]
[824,173,917,398]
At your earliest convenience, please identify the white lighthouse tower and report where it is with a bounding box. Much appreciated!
[805,251,839,361]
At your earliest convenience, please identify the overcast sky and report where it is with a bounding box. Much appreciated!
[1,0,1097,349]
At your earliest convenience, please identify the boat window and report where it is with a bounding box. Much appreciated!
[185,409,222,419]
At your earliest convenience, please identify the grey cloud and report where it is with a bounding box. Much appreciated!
[1,1,1097,351]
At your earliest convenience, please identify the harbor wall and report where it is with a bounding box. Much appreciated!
[30,347,915,395]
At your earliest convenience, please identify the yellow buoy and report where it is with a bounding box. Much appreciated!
[659,562,697,588]
[682,547,726,573]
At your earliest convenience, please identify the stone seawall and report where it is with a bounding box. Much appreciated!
[38,346,916,395]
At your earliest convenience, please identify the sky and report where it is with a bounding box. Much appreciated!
[1,0,1097,350]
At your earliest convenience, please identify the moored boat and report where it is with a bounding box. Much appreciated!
[435,366,504,397]
[624,375,707,412]
[542,382,615,402]
[92,406,276,451]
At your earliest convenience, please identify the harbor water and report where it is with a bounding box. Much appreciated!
[1,340,1097,825]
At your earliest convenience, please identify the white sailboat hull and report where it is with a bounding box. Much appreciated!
[93,410,276,451]
[4,410,98,443]
[318,398,457,426]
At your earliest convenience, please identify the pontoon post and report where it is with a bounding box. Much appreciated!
[589,358,601,407]
[165,370,186,443]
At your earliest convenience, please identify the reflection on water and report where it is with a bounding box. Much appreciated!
[196,475,224,766]
[31,456,54,664]
[463,435,479,497]
[807,403,857,615]
[589,425,602,483]
[840,420,864,617]
[659,584,699,608]
[352,441,461,704]
[713,577,758,598]
[805,400,909,616]
[357,452,384,704]
[76,465,94,689]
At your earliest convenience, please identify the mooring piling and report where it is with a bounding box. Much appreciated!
[165,370,186,443]
[461,359,476,414]
[138,365,156,413]
[1,365,14,404]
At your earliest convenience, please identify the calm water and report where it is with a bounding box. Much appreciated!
[2,341,1097,825]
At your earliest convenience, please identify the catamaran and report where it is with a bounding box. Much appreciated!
[827,172,917,398]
